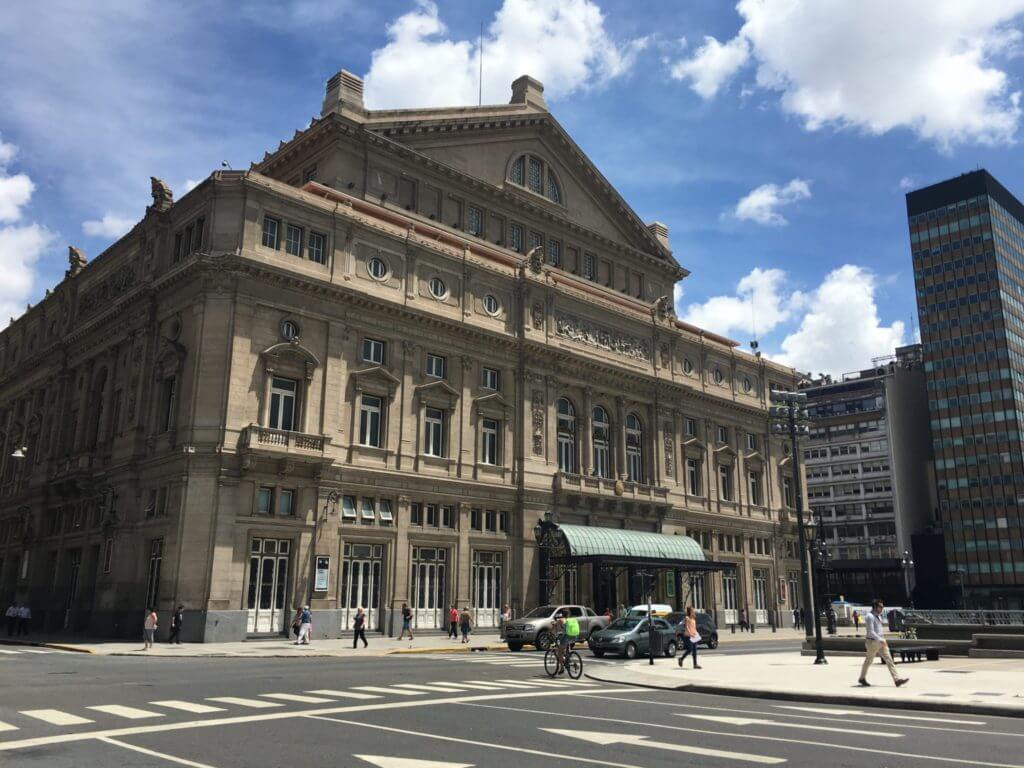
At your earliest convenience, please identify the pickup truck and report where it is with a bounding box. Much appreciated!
[503,605,611,651]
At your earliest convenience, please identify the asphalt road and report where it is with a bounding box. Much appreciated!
[1,644,1021,768]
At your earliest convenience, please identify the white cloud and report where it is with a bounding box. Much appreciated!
[363,0,645,109]
[673,280,685,313]
[898,176,918,191]
[0,138,17,168]
[732,178,811,226]
[0,173,34,224]
[774,265,905,376]
[667,0,1024,148]
[184,179,201,192]
[669,34,749,99]
[82,213,135,239]
[682,267,801,339]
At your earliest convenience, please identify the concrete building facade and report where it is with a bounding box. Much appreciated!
[0,72,804,640]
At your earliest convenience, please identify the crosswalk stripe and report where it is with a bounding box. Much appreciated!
[0,721,17,732]
[20,709,94,726]
[492,679,550,688]
[260,693,334,704]
[352,686,425,696]
[19,649,52,654]
[306,689,381,700]
[207,696,282,709]
[394,683,467,693]
[87,705,163,720]
[428,681,508,690]
[150,700,226,714]
[0,649,21,654]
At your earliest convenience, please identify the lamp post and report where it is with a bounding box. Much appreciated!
[900,549,915,607]
[310,491,340,603]
[769,389,826,664]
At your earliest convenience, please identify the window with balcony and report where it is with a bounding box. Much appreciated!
[424,407,445,457]
[481,418,500,465]
[268,377,297,431]
[592,406,611,479]
[626,413,644,483]
[359,394,383,447]
[556,397,576,473]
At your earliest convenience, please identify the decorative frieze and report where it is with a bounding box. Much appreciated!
[555,313,650,361]
[531,389,545,455]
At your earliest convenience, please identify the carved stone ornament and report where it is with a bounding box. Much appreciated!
[663,424,674,476]
[531,302,545,330]
[555,314,650,361]
[66,246,88,278]
[78,264,138,320]
[531,389,545,455]
[659,344,670,368]
[527,246,544,274]
[149,176,173,212]
[654,295,675,320]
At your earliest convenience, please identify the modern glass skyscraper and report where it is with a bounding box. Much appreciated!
[907,170,1024,609]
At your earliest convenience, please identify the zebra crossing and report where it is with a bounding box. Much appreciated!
[0,677,598,736]
[0,648,66,655]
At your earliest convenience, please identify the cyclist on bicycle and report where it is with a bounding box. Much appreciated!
[554,611,580,673]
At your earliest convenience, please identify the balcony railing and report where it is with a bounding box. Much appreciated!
[554,471,670,502]
[239,425,330,455]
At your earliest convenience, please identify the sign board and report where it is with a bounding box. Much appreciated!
[778,577,787,604]
[314,556,330,592]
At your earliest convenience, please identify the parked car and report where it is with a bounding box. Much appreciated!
[588,617,678,659]
[503,605,611,651]
[666,611,720,649]
[625,603,674,618]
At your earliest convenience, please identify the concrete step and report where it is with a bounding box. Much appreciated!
[968,648,1024,658]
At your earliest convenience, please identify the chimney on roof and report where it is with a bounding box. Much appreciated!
[647,221,670,250]
[510,75,546,109]
[322,69,365,117]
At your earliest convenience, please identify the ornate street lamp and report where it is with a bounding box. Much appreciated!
[769,389,826,664]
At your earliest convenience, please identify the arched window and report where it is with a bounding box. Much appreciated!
[592,406,611,479]
[507,153,563,205]
[626,413,643,483]
[556,397,576,473]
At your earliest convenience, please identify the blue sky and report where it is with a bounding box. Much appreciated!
[3,0,1024,375]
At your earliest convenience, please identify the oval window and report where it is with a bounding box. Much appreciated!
[713,367,724,384]
[367,256,388,280]
[683,358,693,375]
[429,276,447,299]
[281,319,300,341]
[483,294,500,315]
[743,376,753,393]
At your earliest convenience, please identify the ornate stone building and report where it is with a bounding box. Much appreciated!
[0,71,804,640]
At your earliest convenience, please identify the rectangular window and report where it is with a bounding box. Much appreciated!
[717,425,729,445]
[102,537,114,574]
[686,458,702,496]
[547,239,561,267]
[399,177,417,210]
[745,433,758,452]
[262,216,280,249]
[441,505,453,528]
[193,217,204,251]
[360,498,375,521]
[485,509,497,532]
[302,164,317,183]
[362,338,385,364]
[257,487,273,515]
[509,223,524,253]
[467,206,483,236]
[719,464,733,501]
[378,499,393,523]
[285,224,303,257]
[685,418,697,437]
[783,476,794,508]
[173,232,183,262]
[359,394,383,447]
[529,231,544,252]
[159,376,177,432]
[410,502,422,525]
[278,489,295,516]
[481,367,500,390]
[342,496,357,519]
[268,377,297,431]
[307,231,326,264]
[424,407,445,457]
[481,417,500,465]
[748,471,762,506]
[425,503,438,527]
[426,353,447,379]
[499,511,508,533]
[471,508,482,530]
[583,252,596,281]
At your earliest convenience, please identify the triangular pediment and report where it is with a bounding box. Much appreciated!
[415,378,461,402]
[714,443,737,457]
[351,365,401,395]
[681,436,706,452]
[473,391,511,413]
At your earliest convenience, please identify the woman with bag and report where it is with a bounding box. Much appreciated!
[142,607,158,651]
[676,605,702,669]
[290,607,302,641]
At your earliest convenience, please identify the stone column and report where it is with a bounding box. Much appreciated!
[581,387,593,475]
[614,396,627,479]
[457,502,472,607]
[259,366,274,426]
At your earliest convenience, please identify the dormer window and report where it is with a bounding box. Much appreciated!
[508,153,562,204]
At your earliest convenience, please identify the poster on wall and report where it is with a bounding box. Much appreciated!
[314,556,330,592]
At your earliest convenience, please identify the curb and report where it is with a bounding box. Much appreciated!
[0,639,94,654]
[583,670,1024,719]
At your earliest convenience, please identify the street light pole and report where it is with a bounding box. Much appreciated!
[901,550,915,607]
[310,491,340,604]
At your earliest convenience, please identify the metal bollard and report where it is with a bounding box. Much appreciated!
[731,624,736,634]
[751,623,756,634]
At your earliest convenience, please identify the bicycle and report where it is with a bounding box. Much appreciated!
[544,642,583,679]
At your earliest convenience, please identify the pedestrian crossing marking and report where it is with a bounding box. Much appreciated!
[87,705,164,720]
[0,649,21,654]
[260,693,334,704]
[427,681,507,690]
[0,721,17,732]
[20,709,94,726]
[772,705,985,725]
[353,686,425,696]
[306,689,381,700]
[207,696,282,709]
[151,700,226,714]
[19,649,51,654]
[394,683,467,693]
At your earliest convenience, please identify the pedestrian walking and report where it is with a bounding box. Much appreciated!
[792,608,799,629]
[5,602,17,636]
[459,607,473,643]
[448,604,459,640]
[397,603,414,641]
[168,604,184,644]
[290,607,302,641]
[17,604,31,636]
[676,606,702,669]
[499,604,511,640]
[738,607,749,632]
[617,603,626,619]
[352,607,368,649]
[853,610,861,636]
[858,599,908,688]
[827,606,838,635]
[295,605,312,645]
[142,607,157,650]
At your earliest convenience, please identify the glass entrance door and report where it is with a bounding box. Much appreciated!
[411,547,446,629]
[246,538,290,634]
[340,543,384,631]
[472,551,502,628]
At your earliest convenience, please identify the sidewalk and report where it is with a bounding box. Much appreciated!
[0,632,506,658]
[585,650,1024,717]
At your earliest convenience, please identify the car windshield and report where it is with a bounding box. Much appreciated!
[607,618,642,630]
[521,606,558,619]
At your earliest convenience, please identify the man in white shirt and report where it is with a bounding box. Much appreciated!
[16,604,31,636]
[859,599,908,687]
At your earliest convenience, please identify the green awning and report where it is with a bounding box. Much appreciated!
[557,524,706,563]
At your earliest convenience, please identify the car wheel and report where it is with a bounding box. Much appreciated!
[624,642,638,659]
[508,643,523,652]
[592,649,605,658]
[664,641,677,658]
[707,634,719,650]
[535,630,553,651]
